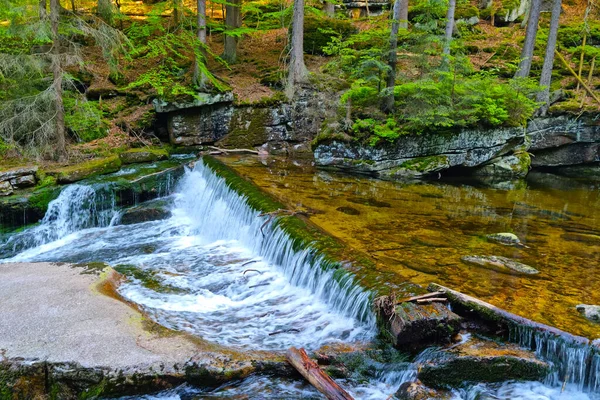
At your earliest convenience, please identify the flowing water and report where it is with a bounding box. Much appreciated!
[2,158,600,399]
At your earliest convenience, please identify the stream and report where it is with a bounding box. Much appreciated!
[1,159,600,399]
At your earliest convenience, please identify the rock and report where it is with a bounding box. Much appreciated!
[531,143,600,168]
[314,126,525,179]
[48,156,122,183]
[119,148,169,164]
[472,153,530,178]
[336,206,360,215]
[395,381,446,400]
[561,233,600,246]
[0,180,14,196]
[375,295,462,349]
[485,232,523,246]
[417,336,551,389]
[118,201,172,225]
[0,166,38,183]
[153,92,235,113]
[9,174,36,188]
[0,262,283,397]
[576,304,600,323]
[461,255,539,275]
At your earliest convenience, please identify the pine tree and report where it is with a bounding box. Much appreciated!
[383,0,402,112]
[286,0,308,99]
[536,0,562,114]
[515,0,542,78]
[223,0,241,63]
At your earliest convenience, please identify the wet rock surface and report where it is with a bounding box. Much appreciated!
[417,335,551,389]
[0,166,38,196]
[119,148,169,164]
[0,262,282,398]
[485,232,524,246]
[461,255,539,275]
[118,200,172,225]
[576,304,600,323]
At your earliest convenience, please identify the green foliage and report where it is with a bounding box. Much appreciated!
[242,0,292,29]
[558,21,600,49]
[303,15,357,55]
[63,94,108,143]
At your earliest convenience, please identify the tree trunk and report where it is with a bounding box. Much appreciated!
[223,0,241,63]
[382,0,402,113]
[442,0,456,56]
[323,1,335,17]
[50,0,67,161]
[286,0,308,99]
[39,0,47,19]
[514,0,541,78]
[399,0,408,29]
[193,0,208,88]
[536,0,562,113]
[98,0,113,24]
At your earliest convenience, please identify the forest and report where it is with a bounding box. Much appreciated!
[0,0,598,163]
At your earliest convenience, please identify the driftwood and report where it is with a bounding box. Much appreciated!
[206,146,259,155]
[428,283,590,346]
[416,298,447,304]
[397,291,445,304]
[286,347,354,400]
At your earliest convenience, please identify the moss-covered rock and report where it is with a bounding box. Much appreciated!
[117,200,172,225]
[417,336,551,389]
[119,148,169,165]
[48,156,122,184]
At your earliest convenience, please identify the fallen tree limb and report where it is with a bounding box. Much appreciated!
[416,298,447,304]
[286,347,354,400]
[555,50,600,105]
[428,283,589,346]
[206,146,259,155]
[396,291,445,304]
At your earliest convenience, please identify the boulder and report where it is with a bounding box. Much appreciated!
[119,149,169,165]
[485,232,524,247]
[10,174,37,188]
[530,143,599,168]
[0,180,14,196]
[395,381,447,400]
[472,153,530,178]
[0,166,38,183]
[48,156,122,183]
[461,255,539,275]
[576,304,600,323]
[153,92,235,113]
[118,201,172,225]
[375,295,462,348]
[417,336,551,389]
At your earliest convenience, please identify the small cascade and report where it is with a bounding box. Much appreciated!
[0,185,117,258]
[510,325,600,395]
[172,162,376,325]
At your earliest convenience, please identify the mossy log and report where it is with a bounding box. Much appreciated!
[428,283,589,346]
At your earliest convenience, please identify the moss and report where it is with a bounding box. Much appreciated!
[513,151,531,174]
[455,4,479,19]
[114,264,187,295]
[393,156,449,174]
[48,156,122,183]
[28,185,62,214]
[311,131,352,149]
[216,107,271,149]
[119,148,169,165]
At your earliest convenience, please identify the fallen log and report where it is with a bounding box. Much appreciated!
[428,283,589,346]
[206,146,259,155]
[416,298,447,304]
[286,347,354,400]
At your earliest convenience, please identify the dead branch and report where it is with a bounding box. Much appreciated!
[269,328,301,336]
[396,291,446,304]
[242,269,263,275]
[206,146,259,155]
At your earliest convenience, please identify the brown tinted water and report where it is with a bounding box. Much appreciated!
[222,156,600,340]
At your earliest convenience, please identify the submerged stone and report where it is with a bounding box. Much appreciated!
[576,304,600,323]
[395,381,448,400]
[117,201,172,225]
[461,255,539,275]
[336,206,360,215]
[485,232,523,246]
[347,197,391,208]
[417,336,551,389]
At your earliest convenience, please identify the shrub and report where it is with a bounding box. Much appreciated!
[303,16,358,55]
[64,95,108,142]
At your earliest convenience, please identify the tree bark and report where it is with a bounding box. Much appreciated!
[286,0,308,99]
[50,0,67,161]
[399,0,408,29]
[382,0,402,113]
[442,0,456,57]
[536,0,562,113]
[39,0,47,19]
[323,1,335,17]
[193,0,208,88]
[514,0,541,78]
[286,347,354,400]
[223,0,241,64]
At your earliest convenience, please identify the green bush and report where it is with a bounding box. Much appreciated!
[558,21,600,48]
[64,96,108,142]
[303,16,358,55]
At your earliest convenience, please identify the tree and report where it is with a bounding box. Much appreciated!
[536,0,562,113]
[193,0,208,87]
[514,0,542,78]
[286,0,308,98]
[442,0,456,57]
[323,0,335,17]
[223,0,241,63]
[382,0,402,112]
[399,0,408,29]
[50,0,67,160]
[98,0,113,24]
[39,0,46,19]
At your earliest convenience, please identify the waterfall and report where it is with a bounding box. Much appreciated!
[510,325,600,394]
[174,162,376,325]
[0,185,117,258]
